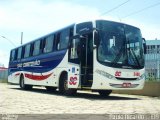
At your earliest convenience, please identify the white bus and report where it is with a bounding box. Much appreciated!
[8,20,146,96]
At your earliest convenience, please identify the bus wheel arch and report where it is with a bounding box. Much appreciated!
[98,90,112,97]
[59,71,77,95]
[19,73,32,90]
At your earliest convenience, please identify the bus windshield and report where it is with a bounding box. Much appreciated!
[96,20,144,69]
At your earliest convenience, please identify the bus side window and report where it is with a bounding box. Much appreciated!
[68,39,80,64]
[44,35,54,53]
[10,50,16,61]
[17,47,22,60]
[33,40,40,56]
[59,29,70,50]
[24,44,31,58]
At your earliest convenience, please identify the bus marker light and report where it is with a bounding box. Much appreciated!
[134,72,140,76]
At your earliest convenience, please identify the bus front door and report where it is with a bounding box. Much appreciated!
[68,35,93,88]
[79,36,93,87]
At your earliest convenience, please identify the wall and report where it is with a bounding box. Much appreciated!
[0,70,8,82]
[113,81,160,97]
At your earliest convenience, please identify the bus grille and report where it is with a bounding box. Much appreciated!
[115,77,137,80]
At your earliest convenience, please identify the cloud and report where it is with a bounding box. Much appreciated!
[0,0,101,67]
[0,1,100,30]
[0,0,101,42]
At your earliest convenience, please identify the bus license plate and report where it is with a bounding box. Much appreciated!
[122,83,131,88]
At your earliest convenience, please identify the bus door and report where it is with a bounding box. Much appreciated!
[68,38,81,89]
[68,34,93,88]
[79,34,93,87]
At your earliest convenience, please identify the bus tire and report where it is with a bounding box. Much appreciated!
[59,73,77,95]
[98,90,112,97]
[45,86,57,92]
[20,75,32,90]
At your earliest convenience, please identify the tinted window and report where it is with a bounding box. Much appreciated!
[59,29,69,50]
[10,50,16,61]
[24,44,31,58]
[17,47,22,59]
[44,35,54,53]
[33,40,40,56]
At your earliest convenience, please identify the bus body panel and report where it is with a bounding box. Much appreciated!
[8,49,69,87]
[92,49,145,90]
[68,63,80,88]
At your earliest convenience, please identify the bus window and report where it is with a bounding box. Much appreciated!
[17,47,22,59]
[44,35,54,53]
[10,50,16,61]
[68,38,80,64]
[24,44,31,58]
[33,40,40,56]
[59,29,70,50]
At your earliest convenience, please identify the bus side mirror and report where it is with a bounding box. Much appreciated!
[94,31,99,46]
[142,38,147,54]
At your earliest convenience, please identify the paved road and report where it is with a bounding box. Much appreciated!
[0,83,160,115]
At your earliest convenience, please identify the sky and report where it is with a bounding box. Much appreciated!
[0,0,160,67]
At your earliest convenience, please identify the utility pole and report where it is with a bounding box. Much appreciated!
[21,32,23,45]
[0,35,16,47]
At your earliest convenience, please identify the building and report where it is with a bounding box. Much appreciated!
[0,68,8,81]
[0,67,7,71]
[145,40,160,81]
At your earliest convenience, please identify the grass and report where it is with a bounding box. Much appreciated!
[0,79,8,83]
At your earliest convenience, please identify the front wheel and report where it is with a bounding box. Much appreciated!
[98,90,112,97]
[59,74,77,95]
[20,75,32,90]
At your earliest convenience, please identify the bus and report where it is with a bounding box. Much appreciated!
[8,20,146,96]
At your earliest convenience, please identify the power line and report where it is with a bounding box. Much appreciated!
[101,0,131,16]
[0,35,16,47]
[122,1,160,19]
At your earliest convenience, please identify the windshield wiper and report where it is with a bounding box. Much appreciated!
[111,40,125,66]
[127,40,141,67]
[129,48,141,67]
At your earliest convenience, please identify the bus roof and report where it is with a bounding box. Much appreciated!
[10,19,141,51]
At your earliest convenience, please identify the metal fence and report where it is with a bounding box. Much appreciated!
[145,59,160,81]
[0,69,8,82]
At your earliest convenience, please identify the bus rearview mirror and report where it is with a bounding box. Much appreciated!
[94,32,99,46]
[142,38,147,54]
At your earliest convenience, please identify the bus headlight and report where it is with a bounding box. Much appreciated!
[137,74,145,80]
[105,73,114,79]
[95,69,114,79]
